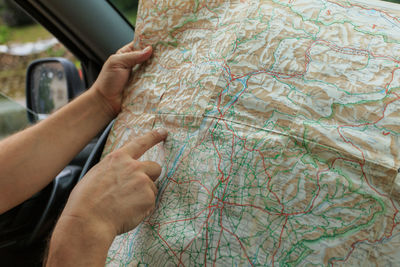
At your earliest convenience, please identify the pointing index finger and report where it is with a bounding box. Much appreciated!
[121,128,168,159]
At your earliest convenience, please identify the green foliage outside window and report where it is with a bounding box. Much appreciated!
[0,25,10,44]
[383,0,400,3]
[110,0,139,26]
[1,0,34,27]
[111,0,139,10]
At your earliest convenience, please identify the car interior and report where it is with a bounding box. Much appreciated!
[0,1,135,266]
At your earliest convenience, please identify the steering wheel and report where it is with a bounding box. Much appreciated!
[0,121,114,266]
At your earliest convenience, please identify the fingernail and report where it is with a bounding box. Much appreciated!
[156,128,168,137]
[143,46,152,53]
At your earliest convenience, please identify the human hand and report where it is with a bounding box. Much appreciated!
[59,128,167,237]
[92,42,153,117]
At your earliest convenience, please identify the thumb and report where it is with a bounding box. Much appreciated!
[111,46,153,69]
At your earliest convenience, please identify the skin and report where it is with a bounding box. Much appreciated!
[47,129,167,266]
[0,42,166,265]
[0,43,153,213]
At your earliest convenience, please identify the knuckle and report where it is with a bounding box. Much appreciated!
[135,138,148,150]
[144,204,156,217]
[106,54,126,70]
[129,160,141,171]
[154,162,162,171]
[149,130,161,141]
[105,150,123,161]
[145,188,156,206]
[135,173,150,186]
[146,179,156,192]
[143,160,161,170]
[108,54,119,62]
[147,189,156,202]
[153,164,162,178]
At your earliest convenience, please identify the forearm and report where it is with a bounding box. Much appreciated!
[46,128,167,266]
[46,215,115,267]
[0,88,114,213]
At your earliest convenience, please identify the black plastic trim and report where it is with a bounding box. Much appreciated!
[15,0,98,65]
[25,57,84,123]
[14,0,102,86]
[26,165,82,246]
[79,120,115,181]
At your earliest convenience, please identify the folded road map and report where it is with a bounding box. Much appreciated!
[104,0,400,265]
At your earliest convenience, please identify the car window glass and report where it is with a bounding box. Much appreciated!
[108,0,139,27]
[0,93,33,140]
[0,2,80,140]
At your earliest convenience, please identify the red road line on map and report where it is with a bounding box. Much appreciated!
[176,208,217,267]
[327,0,400,25]
[203,207,216,267]
[214,71,286,212]
[108,234,130,263]
[223,202,278,216]
[317,39,400,64]
[222,227,255,267]
[206,61,287,217]
[223,200,322,217]
[204,69,257,264]
[205,5,221,31]
[216,29,400,265]
[220,119,284,210]
[329,90,400,263]
[385,67,400,93]
[211,128,225,182]
[154,205,216,227]
[154,223,184,266]
[229,38,400,83]
[145,3,400,262]
[330,219,400,265]
[271,215,289,267]
[337,91,400,165]
[169,178,212,196]
[213,207,225,266]
[149,207,218,266]
[155,111,220,210]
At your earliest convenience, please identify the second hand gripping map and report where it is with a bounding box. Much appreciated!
[104,0,400,266]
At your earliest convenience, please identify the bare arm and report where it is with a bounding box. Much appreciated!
[0,44,153,214]
[46,129,168,266]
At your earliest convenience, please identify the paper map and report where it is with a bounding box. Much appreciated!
[104,0,400,265]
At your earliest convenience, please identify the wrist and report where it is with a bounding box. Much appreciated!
[57,213,116,241]
[90,86,121,119]
[47,214,116,266]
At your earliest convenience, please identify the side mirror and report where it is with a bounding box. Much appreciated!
[26,58,85,123]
